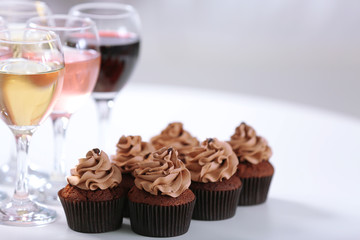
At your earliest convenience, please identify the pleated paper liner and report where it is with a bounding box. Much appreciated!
[190,186,242,221]
[120,173,135,218]
[59,193,125,233]
[238,175,273,206]
[128,199,196,237]
[122,198,130,218]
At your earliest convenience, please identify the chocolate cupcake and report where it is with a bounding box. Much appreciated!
[150,122,199,161]
[185,138,241,220]
[228,122,274,205]
[58,148,125,233]
[112,135,154,217]
[128,147,195,237]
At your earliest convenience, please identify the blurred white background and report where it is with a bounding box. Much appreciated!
[41,0,360,119]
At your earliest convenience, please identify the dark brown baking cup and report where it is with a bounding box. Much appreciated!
[120,173,135,218]
[59,194,125,233]
[238,175,273,206]
[122,198,130,218]
[190,186,242,220]
[128,199,195,237]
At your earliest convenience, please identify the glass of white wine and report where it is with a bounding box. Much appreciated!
[0,28,64,225]
[0,1,53,188]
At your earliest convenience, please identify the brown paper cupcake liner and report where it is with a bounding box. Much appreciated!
[238,175,273,206]
[59,195,125,233]
[128,199,195,237]
[190,186,242,221]
[122,198,130,218]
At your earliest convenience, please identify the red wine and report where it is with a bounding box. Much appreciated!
[93,31,140,99]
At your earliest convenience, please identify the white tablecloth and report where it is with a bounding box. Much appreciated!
[0,83,359,239]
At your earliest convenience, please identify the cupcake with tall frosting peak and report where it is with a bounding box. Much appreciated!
[112,135,155,217]
[228,122,274,205]
[150,122,199,161]
[112,135,154,174]
[185,138,242,220]
[128,147,195,237]
[58,148,125,233]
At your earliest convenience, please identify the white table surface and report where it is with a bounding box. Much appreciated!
[0,83,359,240]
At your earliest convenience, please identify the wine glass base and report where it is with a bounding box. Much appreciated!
[0,199,56,226]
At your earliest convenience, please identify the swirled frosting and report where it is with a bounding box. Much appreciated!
[67,148,122,190]
[112,135,155,174]
[150,122,199,158]
[185,138,238,183]
[133,147,191,197]
[228,122,272,164]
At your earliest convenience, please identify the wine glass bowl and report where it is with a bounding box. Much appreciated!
[70,3,141,100]
[69,3,141,152]
[26,15,101,204]
[0,28,64,226]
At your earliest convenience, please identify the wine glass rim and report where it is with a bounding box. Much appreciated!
[69,2,137,19]
[0,1,49,17]
[0,28,60,45]
[27,14,97,32]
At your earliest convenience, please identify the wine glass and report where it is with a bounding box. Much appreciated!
[27,15,101,204]
[0,28,64,225]
[0,1,53,186]
[69,2,141,153]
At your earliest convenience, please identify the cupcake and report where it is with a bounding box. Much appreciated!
[58,148,125,233]
[128,147,195,237]
[228,122,274,205]
[112,135,155,217]
[150,122,199,161]
[185,138,242,220]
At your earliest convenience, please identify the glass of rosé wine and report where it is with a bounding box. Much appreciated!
[0,28,64,225]
[27,15,101,204]
[69,3,141,153]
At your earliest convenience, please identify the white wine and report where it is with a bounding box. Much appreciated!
[0,59,64,126]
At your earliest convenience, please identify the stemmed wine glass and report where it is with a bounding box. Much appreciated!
[0,28,64,225]
[0,1,53,186]
[27,15,101,204]
[69,3,141,154]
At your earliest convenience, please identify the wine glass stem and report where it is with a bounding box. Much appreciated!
[95,99,114,152]
[14,133,32,200]
[52,116,70,180]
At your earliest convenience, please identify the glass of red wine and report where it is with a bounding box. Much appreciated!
[69,2,141,153]
[27,15,101,204]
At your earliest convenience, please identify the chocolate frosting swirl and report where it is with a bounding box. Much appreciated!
[150,122,199,158]
[112,135,155,174]
[228,122,272,164]
[133,147,191,197]
[67,148,122,190]
[185,138,238,183]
